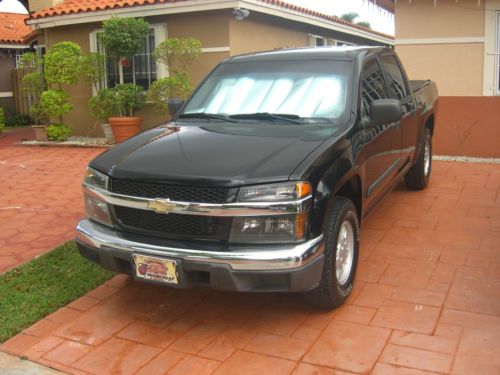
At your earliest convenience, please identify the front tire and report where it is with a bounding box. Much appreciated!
[405,127,432,190]
[305,196,359,310]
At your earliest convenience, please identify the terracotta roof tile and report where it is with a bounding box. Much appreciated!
[29,0,393,40]
[0,12,38,45]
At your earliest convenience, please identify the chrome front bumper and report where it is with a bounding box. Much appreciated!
[76,219,324,271]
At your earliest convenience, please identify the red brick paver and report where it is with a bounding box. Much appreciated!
[1,130,500,374]
[0,128,103,273]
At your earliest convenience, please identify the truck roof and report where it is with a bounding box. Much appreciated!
[224,46,392,63]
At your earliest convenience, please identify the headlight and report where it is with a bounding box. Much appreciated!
[83,167,108,190]
[238,181,311,202]
[83,194,112,227]
[229,212,307,243]
[83,167,111,226]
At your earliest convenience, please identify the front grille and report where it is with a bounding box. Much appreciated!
[114,206,219,237]
[110,178,234,204]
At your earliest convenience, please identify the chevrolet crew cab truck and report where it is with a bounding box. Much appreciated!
[76,47,438,309]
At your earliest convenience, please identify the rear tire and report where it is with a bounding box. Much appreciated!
[405,127,432,190]
[305,196,359,310]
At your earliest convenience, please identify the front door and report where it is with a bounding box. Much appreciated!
[358,57,402,210]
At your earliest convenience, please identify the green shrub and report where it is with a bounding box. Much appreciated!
[154,37,202,72]
[80,52,106,91]
[113,84,146,117]
[149,74,192,115]
[150,37,201,116]
[4,108,31,127]
[19,53,45,124]
[40,90,73,120]
[0,108,4,133]
[46,124,71,141]
[44,42,81,86]
[89,88,116,122]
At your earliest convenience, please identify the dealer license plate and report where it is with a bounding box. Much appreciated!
[133,254,179,285]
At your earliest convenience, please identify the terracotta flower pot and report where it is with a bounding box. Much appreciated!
[32,125,48,142]
[108,117,142,143]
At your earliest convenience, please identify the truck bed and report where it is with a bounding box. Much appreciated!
[410,80,438,116]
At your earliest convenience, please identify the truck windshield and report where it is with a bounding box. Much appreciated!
[180,59,352,124]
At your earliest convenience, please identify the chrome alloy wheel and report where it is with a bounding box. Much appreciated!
[424,138,431,176]
[335,220,355,286]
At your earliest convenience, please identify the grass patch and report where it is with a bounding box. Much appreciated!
[0,241,114,342]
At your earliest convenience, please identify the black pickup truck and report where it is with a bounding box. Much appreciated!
[76,47,438,309]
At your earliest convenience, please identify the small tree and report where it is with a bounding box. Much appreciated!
[88,88,116,122]
[150,37,202,116]
[154,38,202,73]
[19,52,45,124]
[100,17,149,62]
[340,12,359,23]
[80,52,106,92]
[356,21,371,29]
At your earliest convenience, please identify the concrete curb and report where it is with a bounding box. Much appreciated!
[0,352,63,375]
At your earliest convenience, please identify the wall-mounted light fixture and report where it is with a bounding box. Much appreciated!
[233,8,250,21]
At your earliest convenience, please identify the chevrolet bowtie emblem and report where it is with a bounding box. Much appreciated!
[147,199,176,213]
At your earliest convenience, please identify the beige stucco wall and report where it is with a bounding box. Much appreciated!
[396,43,484,96]
[229,12,386,56]
[395,0,487,96]
[395,0,485,39]
[229,13,308,55]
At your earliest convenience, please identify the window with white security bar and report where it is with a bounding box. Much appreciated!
[91,25,166,91]
[308,35,355,47]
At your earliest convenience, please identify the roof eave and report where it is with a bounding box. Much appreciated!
[26,0,393,45]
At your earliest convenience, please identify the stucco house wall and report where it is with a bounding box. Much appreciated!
[42,10,234,136]
[395,0,500,157]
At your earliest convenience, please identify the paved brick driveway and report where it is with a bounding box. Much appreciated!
[1,128,499,374]
[0,128,103,273]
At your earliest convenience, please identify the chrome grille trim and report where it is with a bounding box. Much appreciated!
[83,183,311,217]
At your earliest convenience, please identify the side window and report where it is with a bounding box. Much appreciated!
[361,58,387,114]
[381,55,408,100]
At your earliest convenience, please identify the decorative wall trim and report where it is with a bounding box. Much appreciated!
[201,47,230,53]
[396,37,485,45]
[0,44,30,49]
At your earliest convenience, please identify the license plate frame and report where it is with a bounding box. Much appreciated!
[133,254,179,285]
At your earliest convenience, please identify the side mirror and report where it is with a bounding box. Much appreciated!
[368,99,402,126]
[168,97,185,116]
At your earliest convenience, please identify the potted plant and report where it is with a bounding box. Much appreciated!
[19,52,47,141]
[39,89,73,141]
[88,88,115,143]
[149,37,202,117]
[106,83,146,143]
[99,17,149,141]
[81,52,114,142]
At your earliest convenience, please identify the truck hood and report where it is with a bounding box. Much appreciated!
[91,122,341,186]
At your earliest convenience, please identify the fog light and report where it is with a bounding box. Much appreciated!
[84,193,112,227]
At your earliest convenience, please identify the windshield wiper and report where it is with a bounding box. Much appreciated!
[229,112,303,124]
[177,112,237,123]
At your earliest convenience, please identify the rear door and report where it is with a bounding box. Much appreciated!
[380,53,419,164]
[360,57,402,208]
